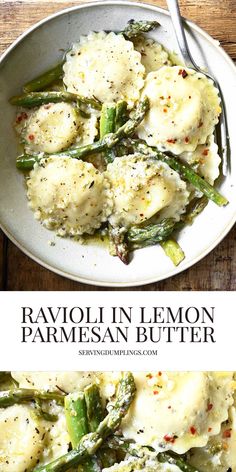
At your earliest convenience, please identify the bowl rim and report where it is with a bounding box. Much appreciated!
[0,0,236,288]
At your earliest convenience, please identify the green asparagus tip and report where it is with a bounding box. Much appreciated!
[122,20,160,38]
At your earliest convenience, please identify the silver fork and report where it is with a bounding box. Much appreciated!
[166,0,229,176]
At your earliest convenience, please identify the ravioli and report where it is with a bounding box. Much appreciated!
[12,371,99,393]
[180,135,221,185]
[133,37,170,74]
[188,405,236,472]
[137,66,221,154]
[26,156,113,236]
[106,154,189,228]
[0,405,45,472]
[39,404,70,467]
[121,372,235,454]
[22,103,81,154]
[63,32,145,107]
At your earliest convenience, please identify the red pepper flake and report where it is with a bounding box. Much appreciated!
[208,427,212,432]
[223,429,232,439]
[198,121,203,128]
[178,68,188,78]
[168,405,172,409]
[185,137,189,143]
[146,373,153,379]
[189,96,192,99]
[16,112,28,123]
[168,95,171,99]
[158,371,162,376]
[206,403,213,412]
[190,426,197,435]
[167,138,176,144]
[159,96,164,99]
[153,390,159,395]
[140,213,144,217]
[164,434,176,444]
[202,149,209,156]
[28,134,35,141]
[163,108,167,113]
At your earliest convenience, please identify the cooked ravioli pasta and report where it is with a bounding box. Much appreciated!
[188,406,236,471]
[121,372,235,454]
[12,371,99,393]
[0,405,45,471]
[63,32,145,107]
[23,103,80,154]
[180,135,221,185]
[133,37,170,73]
[137,66,221,154]
[107,154,189,228]
[26,157,113,236]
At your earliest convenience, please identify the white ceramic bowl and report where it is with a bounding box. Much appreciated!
[0,1,236,287]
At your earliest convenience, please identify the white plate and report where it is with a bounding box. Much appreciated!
[0,1,236,287]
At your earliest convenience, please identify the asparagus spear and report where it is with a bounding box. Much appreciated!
[16,141,105,170]
[100,105,116,138]
[184,196,208,225]
[65,392,89,448]
[23,63,64,93]
[100,104,117,163]
[96,372,136,438]
[85,384,117,469]
[84,384,104,432]
[34,432,102,472]
[122,20,160,39]
[16,154,41,170]
[160,239,185,266]
[16,97,149,170]
[34,373,136,472]
[0,388,65,407]
[10,91,102,110]
[115,101,128,130]
[127,218,178,249]
[65,391,100,472]
[109,226,130,265]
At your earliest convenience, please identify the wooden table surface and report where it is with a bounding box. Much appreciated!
[1,0,236,291]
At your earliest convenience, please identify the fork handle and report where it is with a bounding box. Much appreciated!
[166,0,196,68]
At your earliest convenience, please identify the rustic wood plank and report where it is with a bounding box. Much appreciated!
[1,0,236,290]
[0,1,235,59]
